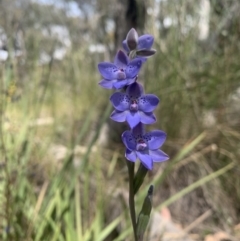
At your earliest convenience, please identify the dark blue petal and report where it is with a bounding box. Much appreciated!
[132,122,144,137]
[99,79,114,89]
[138,34,154,50]
[126,82,144,98]
[144,130,167,149]
[110,110,128,122]
[139,112,156,125]
[114,50,129,68]
[113,79,129,89]
[122,131,136,151]
[126,111,141,128]
[149,150,169,162]
[98,62,119,80]
[139,94,159,112]
[110,92,129,111]
[125,59,142,78]
[136,152,153,170]
[122,40,130,52]
[125,149,137,162]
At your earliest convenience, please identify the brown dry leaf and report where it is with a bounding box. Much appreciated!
[161,207,172,221]
[204,235,215,241]
[204,231,232,241]
[149,211,194,241]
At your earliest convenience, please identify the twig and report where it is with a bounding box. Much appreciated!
[184,209,212,233]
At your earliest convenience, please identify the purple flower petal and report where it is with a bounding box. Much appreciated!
[139,94,159,112]
[126,82,144,98]
[113,79,131,89]
[110,92,129,111]
[99,79,114,89]
[138,34,154,50]
[132,122,144,136]
[125,58,142,78]
[144,130,167,149]
[126,111,141,128]
[122,131,136,151]
[137,57,147,63]
[122,39,129,52]
[98,62,119,80]
[114,50,129,68]
[125,149,137,162]
[136,152,153,170]
[149,150,169,162]
[110,110,128,122]
[139,112,156,125]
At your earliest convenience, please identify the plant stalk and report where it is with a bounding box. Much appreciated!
[127,161,138,241]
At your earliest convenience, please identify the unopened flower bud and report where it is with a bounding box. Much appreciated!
[126,28,138,51]
[136,49,156,57]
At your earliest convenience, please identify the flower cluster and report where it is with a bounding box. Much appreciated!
[97,28,169,170]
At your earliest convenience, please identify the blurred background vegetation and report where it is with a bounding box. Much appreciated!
[0,0,240,240]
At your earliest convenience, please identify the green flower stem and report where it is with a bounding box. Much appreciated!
[126,160,138,241]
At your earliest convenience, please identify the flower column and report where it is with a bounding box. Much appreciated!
[98,28,169,241]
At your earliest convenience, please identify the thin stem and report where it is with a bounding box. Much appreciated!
[126,161,138,241]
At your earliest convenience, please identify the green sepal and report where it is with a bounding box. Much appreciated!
[129,50,137,60]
